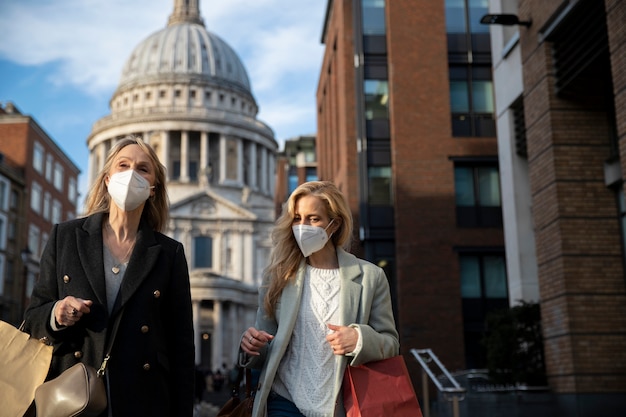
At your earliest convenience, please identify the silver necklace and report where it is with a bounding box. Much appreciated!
[105,224,136,275]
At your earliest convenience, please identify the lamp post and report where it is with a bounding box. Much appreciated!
[20,247,31,315]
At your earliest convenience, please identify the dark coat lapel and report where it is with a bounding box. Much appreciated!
[112,219,161,316]
[76,213,107,306]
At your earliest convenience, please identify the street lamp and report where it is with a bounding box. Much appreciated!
[480,14,532,27]
[20,247,31,315]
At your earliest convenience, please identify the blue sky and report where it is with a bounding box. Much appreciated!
[0,0,327,203]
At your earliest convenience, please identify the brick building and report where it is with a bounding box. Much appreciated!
[0,102,80,324]
[317,0,505,388]
[487,0,626,414]
[274,135,317,217]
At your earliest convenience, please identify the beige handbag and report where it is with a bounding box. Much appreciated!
[34,309,123,417]
[34,362,107,417]
[0,320,53,417]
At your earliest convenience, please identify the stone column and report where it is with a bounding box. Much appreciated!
[212,300,223,370]
[229,302,238,367]
[181,130,189,182]
[162,131,170,181]
[249,143,258,190]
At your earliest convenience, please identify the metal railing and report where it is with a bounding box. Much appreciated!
[410,348,467,417]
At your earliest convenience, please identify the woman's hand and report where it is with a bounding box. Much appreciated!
[54,296,93,327]
[241,327,274,356]
[326,323,359,355]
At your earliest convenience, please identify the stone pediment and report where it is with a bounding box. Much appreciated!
[169,190,257,220]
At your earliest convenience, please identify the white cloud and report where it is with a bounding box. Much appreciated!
[0,0,327,140]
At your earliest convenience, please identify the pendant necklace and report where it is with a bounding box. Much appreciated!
[106,224,136,275]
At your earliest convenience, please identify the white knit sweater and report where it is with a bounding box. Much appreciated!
[272,265,341,417]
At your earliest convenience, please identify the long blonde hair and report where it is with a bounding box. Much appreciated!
[83,136,169,232]
[263,181,353,317]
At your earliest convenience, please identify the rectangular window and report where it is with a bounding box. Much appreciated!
[30,182,42,213]
[52,199,62,224]
[45,154,53,182]
[0,214,6,250]
[193,236,213,268]
[33,142,44,173]
[0,178,8,211]
[28,224,40,256]
[361,0,386,35]
[445,0,467,34]
[364,79,389,120]
[368,166,392,205]
[454,163,502,227]
[43,192,51,220]
[68,177,77,204]
[459,250,509,368]
[53,162,64,191]
[449,66,495,137]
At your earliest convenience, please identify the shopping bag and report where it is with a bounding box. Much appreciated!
[0,320,53,417]
[343,355,423,417]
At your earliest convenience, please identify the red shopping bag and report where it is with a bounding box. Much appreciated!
[343,355,423,417]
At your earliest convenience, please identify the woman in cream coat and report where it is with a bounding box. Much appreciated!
[240,181,399,417]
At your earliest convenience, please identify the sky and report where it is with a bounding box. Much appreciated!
[0,0,328,203]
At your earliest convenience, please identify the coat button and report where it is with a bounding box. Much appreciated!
[74,351,83,359]
[141,325,149,333]
[63,275,70,283]
[153,290,161,298]
[143,363,151,371]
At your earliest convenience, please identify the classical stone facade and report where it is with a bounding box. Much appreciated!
[86,0,277,371]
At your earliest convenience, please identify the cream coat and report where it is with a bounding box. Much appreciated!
[241,248,400,417]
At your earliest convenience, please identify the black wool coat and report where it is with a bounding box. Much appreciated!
[24,212,195,417]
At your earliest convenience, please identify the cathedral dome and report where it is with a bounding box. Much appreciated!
[118,22,251,96]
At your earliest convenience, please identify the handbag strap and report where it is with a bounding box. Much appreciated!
[97,307,125,377]
[230,367,253,399]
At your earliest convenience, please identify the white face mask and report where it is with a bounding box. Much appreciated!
[107,170,153,211]
[292,219,335,257]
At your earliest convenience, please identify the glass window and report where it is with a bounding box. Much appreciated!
[468,0,490,33]
[46,154,53,181]
[172,161,181,179]
[68,177,77,204]
[54,163,64,191]
[305,167,317,183]
[455,165,500,207]
[52,199,62,224]
[454,163,502,227]
[368,166,392,204]
[460,256,481,297]
[43,192,51,220]
[194,236,213,268]
[364,80,389,120]
[28,224,40,256]
[454,167,475,206]
[472,80,494,113]
[362,0,386,35]
[484,255,507,297]
[0,178,8,211]
[33,142,44,173]
[477,167,501,206]
[0,214,6,250]
[30,182,42,213]
[288,175,298,195]
[450,81,470,113]
[445,0,467,34]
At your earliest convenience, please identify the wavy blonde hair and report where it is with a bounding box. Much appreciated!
[83,136,169,232]
[263,181,353,318]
